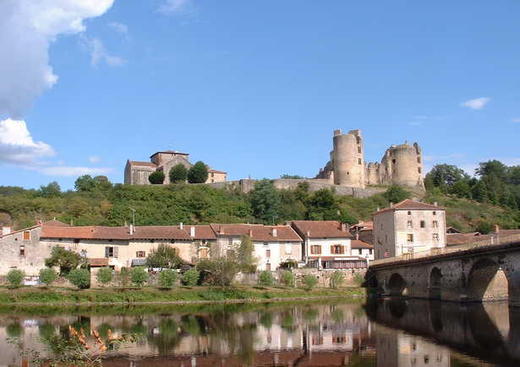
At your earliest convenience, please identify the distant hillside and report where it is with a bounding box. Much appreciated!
[0,176,518,233]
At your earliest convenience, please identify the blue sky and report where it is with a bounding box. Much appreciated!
[1,0,519,189]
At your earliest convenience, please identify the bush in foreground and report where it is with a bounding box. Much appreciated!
[158,269,177,289]
[39,268,58,287]
[258,271,274,286]
[68,269,90,289]
[280,270,295,287]
[330,271,345,289]
[7,269,25,288]
[182,268,200,286]
[130,267,149,287]
[96,267,113,286]
[302,275,318,290]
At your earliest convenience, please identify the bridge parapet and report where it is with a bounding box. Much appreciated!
[371,234,520,268]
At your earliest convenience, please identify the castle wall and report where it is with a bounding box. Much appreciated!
[332,129,365,188]
[366,162,380,185]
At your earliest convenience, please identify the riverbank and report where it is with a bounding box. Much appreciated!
[0,286,365,306]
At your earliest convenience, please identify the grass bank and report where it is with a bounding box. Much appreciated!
[0,286,365,306]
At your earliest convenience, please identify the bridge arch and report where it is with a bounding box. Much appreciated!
[429,267,442,300]
[388,273,407,297]
[467,258,509,302]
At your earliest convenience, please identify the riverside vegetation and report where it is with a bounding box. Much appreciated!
[0,160,519,231]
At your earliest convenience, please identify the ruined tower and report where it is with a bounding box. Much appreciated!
[380,143,424,188]
[332,129,365,188]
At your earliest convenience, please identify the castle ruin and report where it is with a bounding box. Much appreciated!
[316,129,424,189]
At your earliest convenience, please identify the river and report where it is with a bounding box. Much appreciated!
[0,299,517,366]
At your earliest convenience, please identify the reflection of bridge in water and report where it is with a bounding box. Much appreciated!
[366,299,520,366]
[368,234,520,306]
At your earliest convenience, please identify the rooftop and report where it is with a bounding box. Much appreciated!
[374,199,443,215]
[209,223,302,242]
[290,220,352,239]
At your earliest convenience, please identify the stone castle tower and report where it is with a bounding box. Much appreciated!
[317,129,424,189]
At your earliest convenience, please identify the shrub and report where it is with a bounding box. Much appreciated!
[196,258,239,286]
[158,269,177,289]
[353,272,365,286]
[6,269,25,288]
[330,271,345,289]
[118,268,131,288]
[280,270,295,287]
[187,161,209,183]
[169,164,188,183]
[146,244,183,269]
[67,269,90,289]
[182,268,200,286]
[130,267,149,287]
[96,267,113,286]
[258,271,274,286]
[302,275,318,290]
[39,268,58,287]
[148,170,165,184]
[383,185,410,204]
[44,246,83,275]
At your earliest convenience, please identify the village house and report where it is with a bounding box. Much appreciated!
[290,221,369,269]
[373,199,447,260]
[209,224,303,271]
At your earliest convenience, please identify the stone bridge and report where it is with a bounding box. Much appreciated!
[367,234,520,306]
[366,299,520,365]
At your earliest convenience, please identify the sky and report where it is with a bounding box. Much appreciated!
[1,0,519,190]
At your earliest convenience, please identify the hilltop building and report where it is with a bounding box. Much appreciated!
[317,129,424,189]
[125,150,227,185]
[373,199,446,259]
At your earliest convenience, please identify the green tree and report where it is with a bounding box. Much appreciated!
[169,164,188,183]
[476,160,509,181]
[39,268,58,287]
[181,268,200,286]
[196,258,239,286]
[74,175,97,192]
[280,270,295,287]
[7,269,25,288]
[449,180,472,198]
[158,269,177,289]
[67,269,90,289]
[280,174,305,179]
[307,189,340,220]
[250,180,281,224]
[330,271,345,289]
[340,209,358,225]
[258,271,274,286]
[383,185,410,204]
[146,244,182,269]
[94,176,113,191]
[45,246,83,275]
[96,267,113,286]
[476,220,494,234]
[471,181,489,202]
[302,275,318,290]
[425,164,469,192]
[149,171,165,184]
[187,161,209,183]
[38,182,62,198]
[130,267,149,287]
[237,235,257,272]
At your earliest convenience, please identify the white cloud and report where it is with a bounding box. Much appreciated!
[81,36,125,67]
[0,0,116,118]
[108,21,128,35]
[159,0,192,14]
[0,118,54,164]
[461,97,491,110]
[512,118,520,123]
[37,166,112,176]
[88,155,101,163]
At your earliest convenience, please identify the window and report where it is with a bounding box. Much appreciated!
[266,263,271,271]
[105,246,115,258]
[332,335,346,344]
[358,158,362,165]
[433,220,438,228]
[285,243,292,255]
[331,245,344,254]
[310,245,322,255]
[266,249,271,258]
[418,167,422,174]
[433,233,439,241]
[23,231,30,241]
[407,211,412,215]
[136,251,146,258]
[228,238,233,246]
[19,245,25,257]
[433,211,436,216]
[312,335,323,345]
[407,220,413,228]
[392,159,396,164]
[369,249,373,254]
[420,220,426,228]
[357,146,361,153]
[417,157,421,164]
[407,234,414,243]
[74,239,80,244]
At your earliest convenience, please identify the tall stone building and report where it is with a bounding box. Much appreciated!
[317,129,424,189]
[124,150,227,185]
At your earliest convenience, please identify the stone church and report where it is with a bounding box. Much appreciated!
[124,150,227,185]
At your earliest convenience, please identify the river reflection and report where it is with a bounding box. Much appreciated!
[0,300,515,366]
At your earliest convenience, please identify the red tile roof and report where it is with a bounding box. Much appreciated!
[210,224,302,242]
[208,169,227,174]
[88,258,109,267]
[375,199,443,215]
[351,239,373,249]
[179,225,216,240]
[290,221,352,239]
[128,160,157,167]
[42,219,69,227]
[40,225,191,241]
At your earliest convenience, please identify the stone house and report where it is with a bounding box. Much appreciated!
[373,199,446,260]
[290,220,368,269]
[350,240,374,261]
[208,224,303,271]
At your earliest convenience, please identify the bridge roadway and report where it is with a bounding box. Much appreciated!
[367,234,520,306]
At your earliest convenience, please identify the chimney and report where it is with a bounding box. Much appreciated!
[179,222,184,230]
[434,202,438,207]
[376,207,380,212]
[495,224,500,234]
[272,228,278,237]
[248,229,253,237]
[341,223,348,232]
[219,226,225,234]
[190,226,196,238]
[356,232,359,240]
[1,226,11,235]
[129,224,135,235]
[306,231,311,237]
[390,202,394,208]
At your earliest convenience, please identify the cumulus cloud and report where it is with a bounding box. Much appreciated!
[159,0,192,14]
[461,97,491,110]
[0,118,111,176]
[0,0,115,118]
[0,118,54,164]
[81,36,125,67]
